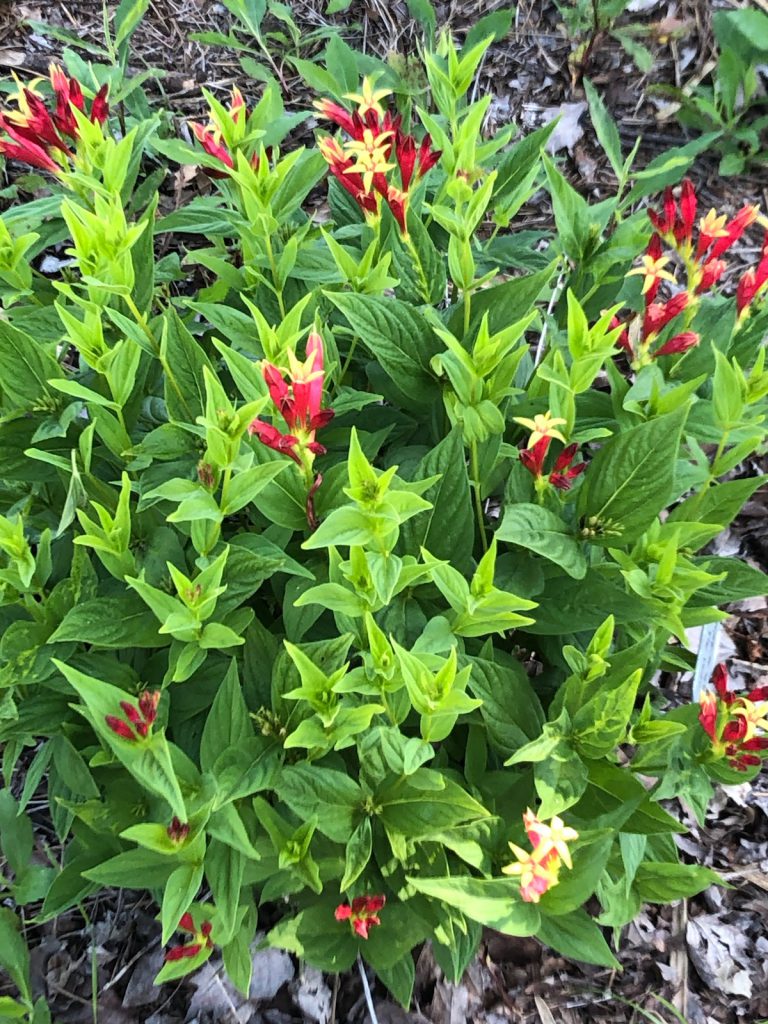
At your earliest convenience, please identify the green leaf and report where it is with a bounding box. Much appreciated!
[205,839,245,944]
[668,476,764,531]
[465,656,544,757]
[536,908,619,968]
[0,909,30,1002]
[49,596,162,648]
[377,772,489,841]
[0,320,63,409]
[634,862,721,903]
[161,308,215,423]
[400,427,473,568]
[200,661,254,773]
[583,78,622,178]
[406,876,540,935]
[161,861,205,944]
[577,408,687,546]
[325,291,440,402]
[341,817,372,890]
[690,556,768,605]
[222,462,288,515]
[496,502,587,579]
[275,766,362,842]
[406,0,436,34]
[448,263,554,337]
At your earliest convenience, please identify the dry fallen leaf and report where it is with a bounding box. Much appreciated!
[542,102,587,154]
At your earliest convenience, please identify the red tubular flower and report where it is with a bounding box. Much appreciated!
[189,122,234,176]
[710,204,761,259]
[335,895,385,939]
[649,186,677,235]
[179,913,195,933]
[138,690,160,725]
[698,692,718,742]
[249,421,301,464]
[549,443,586,491]
[313,98,359,136]
[385,185,408,235]
[0,65,108,173]
[394,130,417,191]
[249,332,334,468]
[696,258,727,294]
[164,916,213,962]
[699,663,768,770]
[519,435,551,479]
[0,133,61,173]
[712,662,730,700]
[318,136,378,216]
[677,178,697,243]
[642,292,689,337]
[609,316,632,355]
[48,63,109,138]
[737,269,758,315]
[653,331,699,357]
[417,134,441,177]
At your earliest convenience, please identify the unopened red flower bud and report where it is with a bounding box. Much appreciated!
[138,690,160,725]
[654,331,699,357]
[105,715,137,741]
[167,817,190,843]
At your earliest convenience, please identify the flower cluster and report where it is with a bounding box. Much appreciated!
[698,663,768,771]
[105,690,160,742]
[188,86,258,177]
[248,331,334,470]
[514,412,586,492]
[616,179,764,365]
[334,894,386,939]
[164,913,214,962]
[315,77,441,236]
[502,810,579,903]
[0,64,108,174]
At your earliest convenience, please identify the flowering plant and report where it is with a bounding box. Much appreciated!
[0,30,766,1013]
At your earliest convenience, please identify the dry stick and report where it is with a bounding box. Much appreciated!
[534,267,566,367]
[357,954,380,1024]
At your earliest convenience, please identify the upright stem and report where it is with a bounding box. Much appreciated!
[264,233,286,319]
[470,439,488,553]
[124,293,159,355]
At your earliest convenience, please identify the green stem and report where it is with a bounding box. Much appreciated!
[124,293,159,355]
[694,430,731,510]
[339,335,359,383]
[264,234,286,319]
[220,465,233,513]
[470,439,488,553]
[463,288,472,339]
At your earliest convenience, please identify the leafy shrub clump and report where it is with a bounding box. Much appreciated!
[0,30,767,1014]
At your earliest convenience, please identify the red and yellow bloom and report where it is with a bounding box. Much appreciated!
[315,76,441,237]
[248,331,334,469]
[0,64,108,174]
[503,810,578,903]
[698,663,768,771]
[164,913,214,962]
[335,894,385,939]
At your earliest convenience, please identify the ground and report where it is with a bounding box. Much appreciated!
[0,1,767,1021]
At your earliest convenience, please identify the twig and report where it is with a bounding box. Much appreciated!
[357,954,380,1024]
